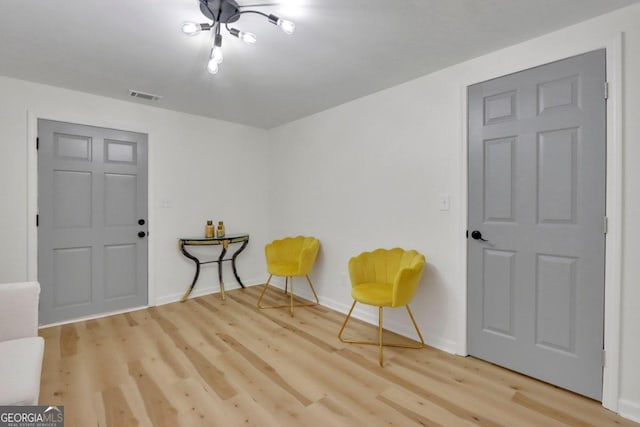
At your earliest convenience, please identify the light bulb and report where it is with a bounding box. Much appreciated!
[268,14,295,35]
[182,22,200,36]
[207,58,219,74]
[182,22,212,36]
[240,31,257,44]
[229,28,257,44]
[211,46,223,64]
[211,34,223,64]
[277,19,295,35]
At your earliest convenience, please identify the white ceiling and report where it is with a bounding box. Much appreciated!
[0,0,638,129]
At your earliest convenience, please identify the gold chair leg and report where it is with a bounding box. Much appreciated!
[338,301,425,366]
[338,300,358,342]
[289,276,294,316]
[257,274,319,314]
[305,275,320,305]
[339,300,386,346]
[379,306,384,366]
[256,274,273,308]
[284,277,288,294]
[406,305,425,348]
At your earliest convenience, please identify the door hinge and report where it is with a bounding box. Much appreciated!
[36,137,39,150]
[604,81,609,100]
[602,349,606,367]
[36,214,39,227]
[604,216,608,234]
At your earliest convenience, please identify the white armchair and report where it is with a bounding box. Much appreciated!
[0,282,45,405]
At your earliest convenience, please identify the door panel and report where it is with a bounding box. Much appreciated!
[104,243,138,300]
[54,133,92,160]
[468,50,606,400]
[104,173,138,226]
[38,119,148,325]
[535,254,577,353]
[52,247,92,308]
[105,139,137,164]
[537,128,578,223]
[484,137,516,222]
[52,170,93,228]
[482,249,515,337]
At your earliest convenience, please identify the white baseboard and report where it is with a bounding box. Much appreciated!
[39,305,149,328]
[619,399,640,423]
[154,277,263,306]
[39,279,266,327]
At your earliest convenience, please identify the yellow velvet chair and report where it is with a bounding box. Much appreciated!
[338,248,426,366]
[257,236,320,316]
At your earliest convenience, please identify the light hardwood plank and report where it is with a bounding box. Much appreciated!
[38,287,638,427]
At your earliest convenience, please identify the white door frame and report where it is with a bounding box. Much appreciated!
[26,110,155,322]
[457,34,623,411]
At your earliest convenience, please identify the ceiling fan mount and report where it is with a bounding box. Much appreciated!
[199,0,241,24]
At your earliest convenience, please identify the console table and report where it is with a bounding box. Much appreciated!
[178,233,249,301]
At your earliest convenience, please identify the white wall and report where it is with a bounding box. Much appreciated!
[1,2,638,420]
[0,76,270,304]
[268,3,640,419]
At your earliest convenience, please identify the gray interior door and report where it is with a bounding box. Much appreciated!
[467,50,606,400]
[38,119,148,325]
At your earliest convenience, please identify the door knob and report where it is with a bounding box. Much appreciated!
[138,231,146,238]
[138,219,146,225]
[471,230,488,241]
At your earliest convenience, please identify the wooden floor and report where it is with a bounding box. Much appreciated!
[39,286,637,427]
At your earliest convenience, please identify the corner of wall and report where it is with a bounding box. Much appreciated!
[154,277,265,306]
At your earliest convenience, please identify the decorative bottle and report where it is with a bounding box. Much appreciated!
[205,220,215,238]
[217,221,225,237]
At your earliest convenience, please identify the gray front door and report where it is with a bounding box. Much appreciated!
[467,50,606,400]
[38,119,148,325]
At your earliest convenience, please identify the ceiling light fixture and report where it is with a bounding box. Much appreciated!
[182,0,295,75]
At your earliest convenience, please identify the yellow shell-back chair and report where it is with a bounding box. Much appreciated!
[338,248,426,366]
[257,236,320,316]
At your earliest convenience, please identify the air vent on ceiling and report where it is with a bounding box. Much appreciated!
[128,89,162,101]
